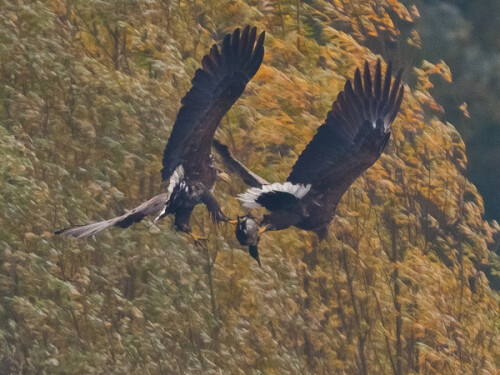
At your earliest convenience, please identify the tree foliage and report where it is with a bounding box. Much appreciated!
[409,0,500,222]
[0,0,498,374]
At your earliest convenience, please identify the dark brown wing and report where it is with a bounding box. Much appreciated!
[55,193,169,238]
[287,60,404,198]
[161,27,265,180]
[212,139,270,187]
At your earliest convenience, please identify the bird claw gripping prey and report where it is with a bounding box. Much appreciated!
[56,27,266,243]
[214,59,405,263]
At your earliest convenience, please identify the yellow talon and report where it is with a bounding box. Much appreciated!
[188,232,209,243]
[258,225,268,235]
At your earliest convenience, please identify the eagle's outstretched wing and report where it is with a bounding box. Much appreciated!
[55,193,169,238]
[161,26,265,180]
[212,139,270,187]
[287,60,404,199]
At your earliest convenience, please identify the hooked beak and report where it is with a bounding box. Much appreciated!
[216,170,231,183]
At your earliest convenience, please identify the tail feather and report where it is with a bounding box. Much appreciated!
[238,182,311,209]
[55,219,125,239]
[56,193,170,239]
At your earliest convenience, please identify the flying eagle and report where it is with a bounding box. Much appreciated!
[214,60,404,264]
[56,26,265,239]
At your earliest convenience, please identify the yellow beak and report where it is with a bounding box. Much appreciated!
[217,171,231,183]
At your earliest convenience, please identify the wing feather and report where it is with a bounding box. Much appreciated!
[287,60,404,200]
[212,139,270,187]
[161,26,265,180]
[373,59,382,99]
[382,61,392,101]
[363,61,372,97]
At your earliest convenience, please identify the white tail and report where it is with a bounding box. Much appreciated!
[238,182,311,208]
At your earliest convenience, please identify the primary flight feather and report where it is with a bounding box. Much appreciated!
[56,26,265,239]
[215,60,404,264]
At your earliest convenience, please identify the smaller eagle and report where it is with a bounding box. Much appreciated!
[56,26,265,239]
[214,60,404,264]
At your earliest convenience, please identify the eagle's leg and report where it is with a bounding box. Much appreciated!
[315,226,329,241]
[174,205,194,233]
[263,212,302,232]
[200,187,229,223]
[174,206,209,243]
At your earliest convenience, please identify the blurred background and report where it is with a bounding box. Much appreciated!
[412,0,500,222]
[0,0,499,373]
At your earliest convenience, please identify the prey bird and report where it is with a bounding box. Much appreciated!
[56,26,265,240]
[214,60,404,264]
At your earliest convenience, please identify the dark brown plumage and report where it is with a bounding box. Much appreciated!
[56,26,265,239]
[216,60,404,261]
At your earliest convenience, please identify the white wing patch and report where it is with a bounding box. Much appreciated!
[155,164,185,222]
[238,182,311,209]
[167,164,184,196]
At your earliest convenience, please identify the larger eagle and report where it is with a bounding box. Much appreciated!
[214,60,404,265]
[56,26,265,239]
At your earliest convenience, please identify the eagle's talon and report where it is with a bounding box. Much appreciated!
[227,60,403,267]
[188,232,209,244]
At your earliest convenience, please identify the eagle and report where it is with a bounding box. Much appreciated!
[214,60,404,265]
[56,26,265,239]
